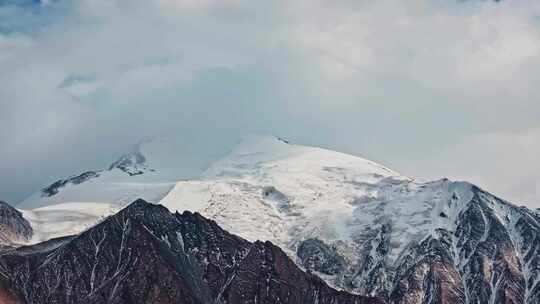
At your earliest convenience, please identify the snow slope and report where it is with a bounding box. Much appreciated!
[159,137,475,286]
[21,202,120,243]
[13,135,476,258]
[159,136,540,302]
[161,135,408,248]
[17,135,408,244]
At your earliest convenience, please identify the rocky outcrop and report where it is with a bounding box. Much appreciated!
[41,145,153,197]
[0,201,32,248]
[289,184,540,304]
[297,238,346,275]
[370,186,540,304]
[390,230,465,304]
[41,171,100,197]
[108,149,150,176]
[0,199,383,304]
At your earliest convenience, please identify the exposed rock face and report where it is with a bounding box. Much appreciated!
[41,145,153,198]
[370,186,540,304]
[297,238,346,275]
[0,199,383,304]
[108,149,150,176]
[287,184,540,304]
[352,222,392,297]
[0,201,32,247]
[390,229,465,304]
[41,171,100,197]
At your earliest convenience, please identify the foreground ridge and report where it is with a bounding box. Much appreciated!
[0,199,383,304]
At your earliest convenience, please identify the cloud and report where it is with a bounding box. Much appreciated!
[397,128,540,209]
[0,0,539,209]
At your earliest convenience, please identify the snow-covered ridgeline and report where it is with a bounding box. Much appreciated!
[9,135,540,302]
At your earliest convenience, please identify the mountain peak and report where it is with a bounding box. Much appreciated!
[204,134,403,180]
[9,133,540,303]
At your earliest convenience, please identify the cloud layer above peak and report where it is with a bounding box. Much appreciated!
[0,0,539,209]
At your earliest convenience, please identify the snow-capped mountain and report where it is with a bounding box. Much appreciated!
[161,136,540,303]
[10,135,540,303]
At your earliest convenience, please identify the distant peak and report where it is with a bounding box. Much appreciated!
[108,149,148,175]
[108,139,155,176]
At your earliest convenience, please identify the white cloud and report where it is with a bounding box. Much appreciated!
[284,0,540,99]
[401,128,540,209]
[157,0,242,10]
[1,0,539,208]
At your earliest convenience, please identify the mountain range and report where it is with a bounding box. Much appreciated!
[2,135,539,303]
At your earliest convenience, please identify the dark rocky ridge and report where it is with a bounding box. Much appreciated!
[41,171,100,197]
[0,199,383,304]
[297,238,346,275]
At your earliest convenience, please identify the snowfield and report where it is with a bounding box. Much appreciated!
[161,136,413,254]
[21,202,120,243]
[13,135,477,259]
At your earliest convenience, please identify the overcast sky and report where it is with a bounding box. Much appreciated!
[1,0,539,209]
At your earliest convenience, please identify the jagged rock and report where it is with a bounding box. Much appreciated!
[0,199,383,304]
[390,230,465,304]
[350,222,392,296]
[297,238,346,275]
[0,201,32,247]
[108,149,149,176]
[385,186,539,304]
[40,145,153,198]
[41,171,100,197]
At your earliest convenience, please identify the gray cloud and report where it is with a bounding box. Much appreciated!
[0,0,539,209]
